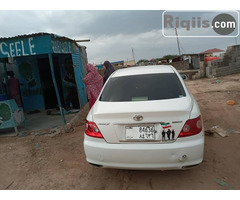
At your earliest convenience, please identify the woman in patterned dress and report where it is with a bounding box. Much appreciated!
[83,63,103,109]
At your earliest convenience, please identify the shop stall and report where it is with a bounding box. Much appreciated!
[0,33,88,133]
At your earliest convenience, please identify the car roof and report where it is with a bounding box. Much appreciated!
[111,65,175,77]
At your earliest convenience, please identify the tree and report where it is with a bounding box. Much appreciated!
[161,55,179,60]
[137,59,149,64]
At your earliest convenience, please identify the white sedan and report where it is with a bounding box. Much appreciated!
[83,65,204,170]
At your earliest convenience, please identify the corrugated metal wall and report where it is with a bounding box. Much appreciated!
[72,46,88,107]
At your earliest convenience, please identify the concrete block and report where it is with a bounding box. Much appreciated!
[206,66,213,77]
[205,45,240,77]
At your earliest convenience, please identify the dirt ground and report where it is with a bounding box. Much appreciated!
[0,73,240,190]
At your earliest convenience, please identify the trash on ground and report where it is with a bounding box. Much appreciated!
[215,178,229,187]
[34,143,40,148]
[227,100,235,105]
[205,130,214,136]
[205,126,229,137]
[215,179,234,189]
[227,129,240,134]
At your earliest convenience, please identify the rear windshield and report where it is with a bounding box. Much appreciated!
[99,73,186,102]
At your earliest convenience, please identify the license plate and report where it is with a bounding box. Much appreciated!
[125,126,155,140]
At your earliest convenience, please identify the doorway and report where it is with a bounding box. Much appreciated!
[37,56,64,109]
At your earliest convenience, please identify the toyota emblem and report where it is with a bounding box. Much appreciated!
[133,115,143,121]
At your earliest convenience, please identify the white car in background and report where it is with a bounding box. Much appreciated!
[83,65,204,170]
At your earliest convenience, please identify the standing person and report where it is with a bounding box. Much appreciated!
[171,129,175,140]
[162,129,166,141]
[83,63,103,110]
[103,61,115,85]
[7,71,22,107]
[167,129,171,140]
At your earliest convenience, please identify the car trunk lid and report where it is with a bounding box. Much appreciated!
[92,96,193,144]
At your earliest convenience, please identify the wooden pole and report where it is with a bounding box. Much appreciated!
[75,39,90,42]
[48,53,66,124]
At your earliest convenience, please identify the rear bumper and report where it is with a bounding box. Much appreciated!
[83,132,204,170]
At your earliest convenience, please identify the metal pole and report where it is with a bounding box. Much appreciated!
[48,53,66,124]
[132,48,136,65]
[175,28,181,55]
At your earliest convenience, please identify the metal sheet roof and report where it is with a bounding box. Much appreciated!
[200,48,224,54]
[0,32,75,42]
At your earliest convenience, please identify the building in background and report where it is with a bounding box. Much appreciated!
[200,48,225,58]
[124,60,136,67]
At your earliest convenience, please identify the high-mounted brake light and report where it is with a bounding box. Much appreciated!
[178,116,202,137]
[85,121,103,138]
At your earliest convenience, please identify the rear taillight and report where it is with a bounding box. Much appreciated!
[85,121,103,138]
[178,116,202,137]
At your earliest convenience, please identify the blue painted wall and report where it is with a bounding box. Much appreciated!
[0,35,52,58]
[16,56,45,110]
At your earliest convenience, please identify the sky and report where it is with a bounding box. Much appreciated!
[0,8,239,65]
